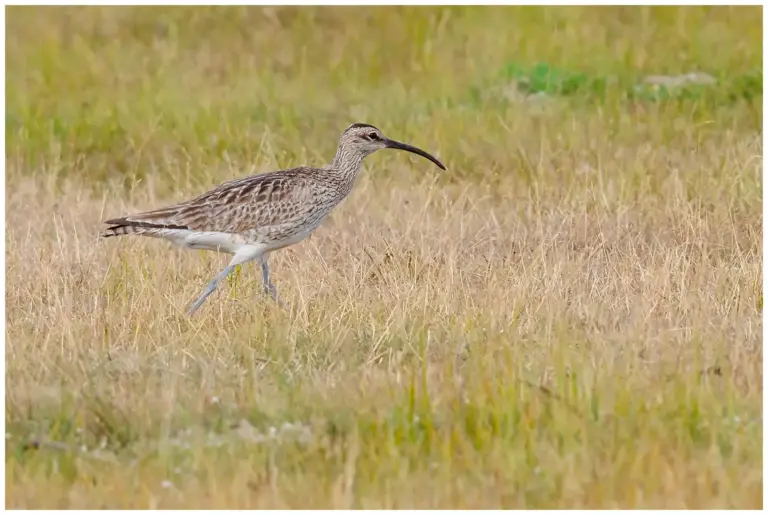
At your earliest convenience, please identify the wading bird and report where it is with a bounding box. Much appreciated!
[101,123,446,315]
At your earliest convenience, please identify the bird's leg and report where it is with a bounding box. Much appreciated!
[260,256,288,310]
[187,265,237,316]
[187,245,262,316]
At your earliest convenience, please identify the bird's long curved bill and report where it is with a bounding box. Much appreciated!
[384,138,446,170]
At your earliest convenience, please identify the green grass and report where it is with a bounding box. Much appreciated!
[5,6,763,508]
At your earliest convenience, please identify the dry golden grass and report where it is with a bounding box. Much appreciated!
[5,5,763,509]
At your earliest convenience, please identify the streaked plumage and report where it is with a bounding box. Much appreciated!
[101,123,446,315]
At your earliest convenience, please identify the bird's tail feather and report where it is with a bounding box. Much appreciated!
[100,217,188,239]
[100,224,151,238]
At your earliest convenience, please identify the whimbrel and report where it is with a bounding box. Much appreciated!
[101,123,446,315]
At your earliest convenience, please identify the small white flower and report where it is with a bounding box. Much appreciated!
[161,480,174,489]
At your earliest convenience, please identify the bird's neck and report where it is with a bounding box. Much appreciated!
[322,147,365,202]
[330,146,365,182]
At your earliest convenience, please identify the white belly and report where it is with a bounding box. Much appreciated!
[152,228,249,254]
[154,215,326,255]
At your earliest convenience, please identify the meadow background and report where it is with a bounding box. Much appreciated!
[5,6,762,508]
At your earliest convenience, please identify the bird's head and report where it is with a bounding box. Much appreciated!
[337,123,446,170]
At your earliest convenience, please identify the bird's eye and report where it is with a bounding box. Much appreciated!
[367,132,378,140]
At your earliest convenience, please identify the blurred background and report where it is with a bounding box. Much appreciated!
[6,6,762,190]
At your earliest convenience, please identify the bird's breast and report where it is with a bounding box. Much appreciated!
[247,206,332,248]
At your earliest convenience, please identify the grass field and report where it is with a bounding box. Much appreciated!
[5,6,763,509]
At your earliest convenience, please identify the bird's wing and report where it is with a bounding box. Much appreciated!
[103,168,315,234]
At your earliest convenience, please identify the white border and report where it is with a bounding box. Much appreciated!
[3,0,766,5]
[1,3,5,511]
[761,4,767,514]
[1,2,765,513]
